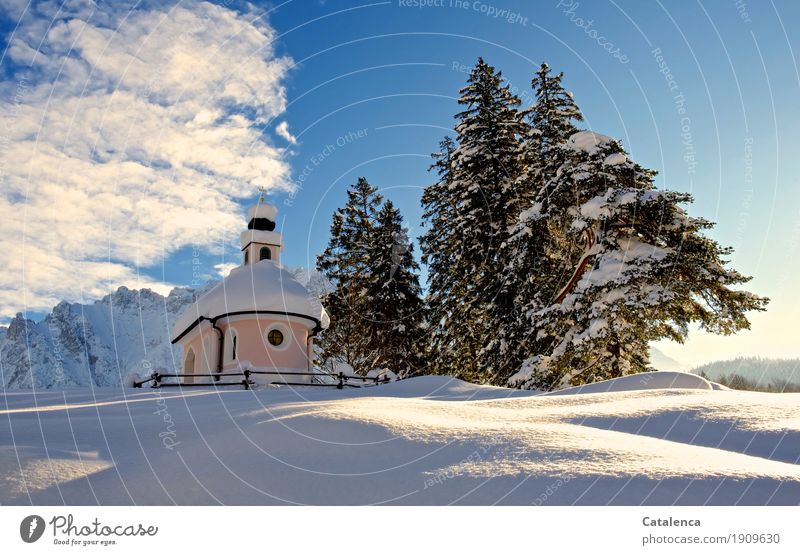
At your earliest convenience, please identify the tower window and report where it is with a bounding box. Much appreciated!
[267,329,284,346]
[259,246,271,261]
[244,250,249,265]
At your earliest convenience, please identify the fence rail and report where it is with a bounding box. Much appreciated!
[133,369,392,390]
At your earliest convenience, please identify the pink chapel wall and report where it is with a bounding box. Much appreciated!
[178,316,313,384]
[219,318,310,373]
[179,328,215,384]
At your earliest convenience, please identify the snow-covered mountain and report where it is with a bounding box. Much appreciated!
[649,346,688,372]
[0,285,209,389]
[0,267,323,389]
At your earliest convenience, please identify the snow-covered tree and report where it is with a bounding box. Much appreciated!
[317,178,424,377]
[420,137,462,375]
[364,200,425,377]
[486,62,586,383]
[421,59,767,390]
[421,59,526,381]
[316,177,383,373]
[509,131,769,389]
[521,62,584,183]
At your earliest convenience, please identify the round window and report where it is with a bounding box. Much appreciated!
[267,329,284,347]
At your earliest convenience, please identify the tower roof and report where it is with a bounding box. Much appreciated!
[247,202,277,222]
[242,200,281,249]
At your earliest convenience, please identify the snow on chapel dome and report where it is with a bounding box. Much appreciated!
[171,261,329,342]
[247,202,277,222]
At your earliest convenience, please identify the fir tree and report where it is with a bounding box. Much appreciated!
[420,59,767,390]
[521,62,584,185]
[365,200,425,377]
[509,132,769,389]
[486,62,585,384]
[316,177,383,374]
[317,178,424,377]
[421,59,526,382]
[421,136,460,375]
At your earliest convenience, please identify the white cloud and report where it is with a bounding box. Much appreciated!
[213,262,238,278]
[0,0,294,319]
[275,121,297,144]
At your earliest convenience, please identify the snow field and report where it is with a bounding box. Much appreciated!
[1,374,798,505]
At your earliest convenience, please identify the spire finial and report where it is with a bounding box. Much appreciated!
[258,185,267,204]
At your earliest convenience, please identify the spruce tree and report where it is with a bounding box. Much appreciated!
[316,177,383,374]
[421,137,460,375]
[420,59,526,382]
[486,62,585,384]
[521,62,584,183]
[420,59,767,390]
[365,200,425,377]
[509,132,769,389]
[317,178,424,377]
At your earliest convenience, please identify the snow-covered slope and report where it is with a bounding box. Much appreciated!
[1,376,798,505]
[546,371,714,395]
[0,286,208,389]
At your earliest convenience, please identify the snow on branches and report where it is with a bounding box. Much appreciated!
[422,60,768,390]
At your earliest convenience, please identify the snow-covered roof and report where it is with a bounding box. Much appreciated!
[248,202,277,222]
[171,260,329,342]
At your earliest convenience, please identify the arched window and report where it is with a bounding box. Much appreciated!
[184,348,195,384]
[226,328,238,362]
[203,336,213,373]
[244,250,249,265]
[259,246,271,261]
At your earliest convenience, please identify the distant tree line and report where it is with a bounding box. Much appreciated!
[694,357,800,392]
[316,58,768,389]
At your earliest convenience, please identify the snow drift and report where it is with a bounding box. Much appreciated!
[1,374,798,505]
[546,371,714,395]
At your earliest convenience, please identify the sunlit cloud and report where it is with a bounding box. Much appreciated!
[275,121,297,144]
[0,0,293,319]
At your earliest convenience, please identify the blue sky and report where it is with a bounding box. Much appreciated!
[2,0,799,366]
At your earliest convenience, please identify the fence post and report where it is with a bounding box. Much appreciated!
[337,372,344,390]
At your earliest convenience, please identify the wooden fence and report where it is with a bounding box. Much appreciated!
[133,369,392,390]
